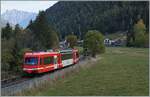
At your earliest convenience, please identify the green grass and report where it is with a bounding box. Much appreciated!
[22,47,149,96]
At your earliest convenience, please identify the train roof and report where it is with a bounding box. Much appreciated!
[25,51,59,56]
[60,50,72,53]
[60,49,78,53]
[24,49,78,56]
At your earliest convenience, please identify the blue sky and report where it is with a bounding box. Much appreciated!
[1,1,58,14]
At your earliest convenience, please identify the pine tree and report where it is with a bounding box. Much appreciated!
[28,11,59,50]
[14,24,22,36]
[10,24,23,72]
[49,31,59,49]
[2,23,13,39]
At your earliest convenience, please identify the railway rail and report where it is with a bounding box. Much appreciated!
[1,76,31,88]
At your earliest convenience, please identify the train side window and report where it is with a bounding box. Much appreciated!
[44,57,54,65]
[62,53,72,60]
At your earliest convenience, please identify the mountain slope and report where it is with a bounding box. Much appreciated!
[2,9,37,28]
[44,1,149,39]
[1,17,15,28]
[1,18,7,28]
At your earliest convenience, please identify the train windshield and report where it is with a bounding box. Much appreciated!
[25,57,38,65]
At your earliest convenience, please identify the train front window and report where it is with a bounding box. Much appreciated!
[25,57,38,65]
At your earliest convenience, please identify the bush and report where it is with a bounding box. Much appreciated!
[134,31,146,47]
[83,30,105,57]
[133,19,149,47]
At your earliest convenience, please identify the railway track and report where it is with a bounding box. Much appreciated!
[1,56,87,96]
[1,76,31,88]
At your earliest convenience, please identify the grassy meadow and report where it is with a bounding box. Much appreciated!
[21,47,149,96]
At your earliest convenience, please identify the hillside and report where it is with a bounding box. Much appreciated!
[1,17,14,28]
[1,18,8,28]
[44,1,149,39]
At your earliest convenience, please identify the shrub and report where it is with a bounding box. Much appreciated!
[83,30,105,57]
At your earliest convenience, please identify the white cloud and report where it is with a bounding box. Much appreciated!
[1,1,58,14]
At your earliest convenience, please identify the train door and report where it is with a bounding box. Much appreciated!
[43,56,54,72]
[57,54,63,68]
[54,55,58,69]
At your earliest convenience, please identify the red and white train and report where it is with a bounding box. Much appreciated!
[23,49,79,74]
